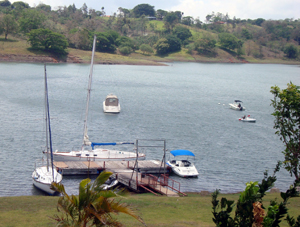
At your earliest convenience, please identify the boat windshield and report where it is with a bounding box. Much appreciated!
[105,98,119,106]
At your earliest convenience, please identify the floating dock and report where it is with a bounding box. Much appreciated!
[54,160,167,175]
[54,160,186,197]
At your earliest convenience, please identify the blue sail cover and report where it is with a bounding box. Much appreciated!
[170,149,195,157]
[91,142,134,149]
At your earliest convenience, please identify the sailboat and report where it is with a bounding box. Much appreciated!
[48,35,146,162]
[32,65,63,195]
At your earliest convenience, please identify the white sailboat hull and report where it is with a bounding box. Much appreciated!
[49,149,146,162]
[32,166,62,195]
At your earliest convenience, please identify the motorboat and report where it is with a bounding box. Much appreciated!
[101,175,119,190]
[32,65,62,195]
[229,100,246,111]
[44,36,145,162]
[239,115,256,122]
[166,150,199,178]
[103,94,121,113]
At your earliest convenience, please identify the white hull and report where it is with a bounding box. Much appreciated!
[239,117,256,122]
[32,166,62,195]
[167,160,199,177]
[49,148,146,162]
[103,94,121,113]
[229,103,246,111]
[103,101,121,113]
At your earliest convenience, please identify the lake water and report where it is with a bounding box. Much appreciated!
[0,62,299,196]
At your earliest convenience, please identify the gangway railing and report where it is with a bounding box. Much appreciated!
[138,174,187,196]
[158,174,187,196]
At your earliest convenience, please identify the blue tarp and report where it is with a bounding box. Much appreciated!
[91,142,134,149]
[170,149,195,157]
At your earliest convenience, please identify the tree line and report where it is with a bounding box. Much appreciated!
[0,1,299,59]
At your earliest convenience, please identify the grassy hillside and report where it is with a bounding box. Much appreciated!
[0,34,299,65]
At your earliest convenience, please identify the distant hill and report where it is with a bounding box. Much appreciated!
[0,2,299,64]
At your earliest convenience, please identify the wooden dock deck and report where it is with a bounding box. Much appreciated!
[53,160,185,197]
[54,160,168,175]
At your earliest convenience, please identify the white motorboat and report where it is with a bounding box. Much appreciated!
[239,115,256,122]
[166,150,199,178]
[103,94,121,113]
[32,65,62,195]
[229,100,246,111]
[45,36,145,162]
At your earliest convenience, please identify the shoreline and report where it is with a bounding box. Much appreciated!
[1,53,299,66]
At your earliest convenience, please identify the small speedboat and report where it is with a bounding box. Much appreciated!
[103,94,121,113]
[229,100,246,111]
[166,150,199,178]
[239,115,256,122]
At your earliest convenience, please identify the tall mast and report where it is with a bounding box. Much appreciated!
[82,35,96,148]
[44,64,50,172]
[44,64,55,180]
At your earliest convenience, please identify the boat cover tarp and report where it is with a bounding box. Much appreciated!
[91,142,134,149]
[170,149,195,157]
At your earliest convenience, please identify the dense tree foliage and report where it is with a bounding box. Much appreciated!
[212,164,300,226]
[173,25,192,41]
[132,3,155,18]
[27,28,68,55]
[270,82,300,181]
[155,38,169,55]
[140,44,153,54]
[0,13,17,39]
[194,36,216,53]
[218,33,241,50]
[164,12,180,32]
[155,35,181,55]
[95,31,117,53]
[284,44,299,58]
[18,9,46,33]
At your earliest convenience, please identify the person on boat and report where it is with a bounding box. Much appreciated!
[243,115,246,119]
[238,103,241,108]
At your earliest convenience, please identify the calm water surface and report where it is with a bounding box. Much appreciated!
[0,62,299,196]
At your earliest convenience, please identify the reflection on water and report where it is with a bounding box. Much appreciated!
[0,62,299,196]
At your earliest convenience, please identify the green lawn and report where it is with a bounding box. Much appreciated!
[0,192,299,227]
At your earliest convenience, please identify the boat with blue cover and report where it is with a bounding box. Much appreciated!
[166,150,199,177]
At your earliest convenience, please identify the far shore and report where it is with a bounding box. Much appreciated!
[1,52,299,66]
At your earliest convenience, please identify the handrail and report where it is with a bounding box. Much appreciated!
[138,173,187,196]
[159,174,187,196]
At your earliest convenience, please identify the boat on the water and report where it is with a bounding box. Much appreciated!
[229,100,246,111]
[45,35,145,162]
[166,150,199,178]
[103,94,120,113]
[239,115,256,122]
[32,65,62,195]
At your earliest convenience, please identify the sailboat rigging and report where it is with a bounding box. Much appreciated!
[32,64,63,195]
[48,35,146,161]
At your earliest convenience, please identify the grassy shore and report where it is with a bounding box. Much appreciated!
[0,192,299,227]
[1,36,299,65]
